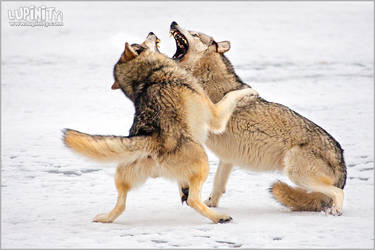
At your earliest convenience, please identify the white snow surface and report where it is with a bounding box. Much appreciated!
[1,2,374,248]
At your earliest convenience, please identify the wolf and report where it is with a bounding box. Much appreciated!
[63,32,258,224]
[169,21,347,215]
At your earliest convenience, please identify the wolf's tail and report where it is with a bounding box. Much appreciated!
[270,181,333,212]
[63,129,155,164]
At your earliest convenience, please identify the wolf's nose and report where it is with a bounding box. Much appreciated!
[148,32,154,36]
[170,21,178,29]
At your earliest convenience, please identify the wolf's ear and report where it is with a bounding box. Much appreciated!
[111,81,120,90]
[216,41,231,53]
[121,42,138,62]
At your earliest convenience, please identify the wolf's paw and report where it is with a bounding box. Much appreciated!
[243,88,259,98]
[237,88,258,107]
[180,187,189,205]
[93,213,113,223]
[216,214,233,224]
[204,196,219,207]
[324,206,343,216]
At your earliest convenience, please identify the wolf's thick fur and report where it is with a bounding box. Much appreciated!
[63,129,155,165]
[170,22,347,215]
[63,33,257,224]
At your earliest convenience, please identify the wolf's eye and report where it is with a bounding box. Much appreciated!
[192,34,199,37]
[132,44,146,54]
[210,40,217,46]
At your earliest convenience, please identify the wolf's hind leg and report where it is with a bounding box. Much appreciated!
[204,161,233,207]
[93,174,128,223]
[209,88,258,134]
[187,171,232,223]
[307,183,344,216]
[179,146,232,223]
[93,158,155,223]
[284,146,344,215]
[178,182,189,204]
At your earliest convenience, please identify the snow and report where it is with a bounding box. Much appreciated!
[1,1,373,248]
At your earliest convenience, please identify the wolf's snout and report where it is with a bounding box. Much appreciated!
[170,21,178,29]
[148,32,155,36]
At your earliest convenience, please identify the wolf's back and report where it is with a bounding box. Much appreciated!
[63,129,155,163]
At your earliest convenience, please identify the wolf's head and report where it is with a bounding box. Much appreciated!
[170,21,230,67]
[112,32,163,100]
[169,22,250,103]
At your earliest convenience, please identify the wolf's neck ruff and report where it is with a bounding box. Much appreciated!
[117,53,200,104]
[193,52,250,103]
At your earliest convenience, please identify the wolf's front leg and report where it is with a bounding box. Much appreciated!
[204,161,233,207]
[209,87,258,134]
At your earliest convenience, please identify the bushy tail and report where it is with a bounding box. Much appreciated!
[62,129,155,164]
[270,181,333,212]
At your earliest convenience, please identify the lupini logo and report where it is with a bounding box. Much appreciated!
[8,5,64,27]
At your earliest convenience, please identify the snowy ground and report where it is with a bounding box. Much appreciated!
[1,2,373,248]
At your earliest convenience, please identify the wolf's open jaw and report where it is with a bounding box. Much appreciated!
[155,37,160,49]
[170,28,189,60]
[145,32,161,52]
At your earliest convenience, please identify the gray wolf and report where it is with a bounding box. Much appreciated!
[63,32,258,223]
[169,21,347,215]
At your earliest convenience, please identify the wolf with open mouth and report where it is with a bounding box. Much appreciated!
[63,32,258,224]
[169,21,347,216]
